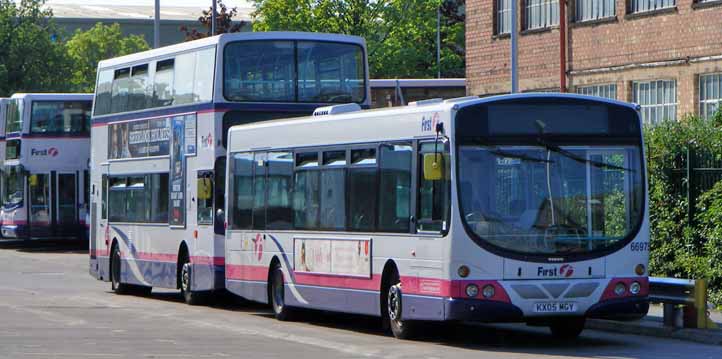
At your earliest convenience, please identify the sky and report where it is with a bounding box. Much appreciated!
[46,1,253,8]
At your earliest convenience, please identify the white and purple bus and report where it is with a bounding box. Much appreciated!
[224,93,650,339]
[1,93,93,240]
[88,32,369,301]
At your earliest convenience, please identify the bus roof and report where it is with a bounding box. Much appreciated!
[98,31,367,69]
[227,93,641,151]
[10,93,94,101]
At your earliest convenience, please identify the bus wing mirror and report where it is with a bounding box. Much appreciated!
[197,178,212,200]
[423,153,444,181]
[29,174,38,187]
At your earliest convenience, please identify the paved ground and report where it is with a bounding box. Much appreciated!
[1,240,721,359]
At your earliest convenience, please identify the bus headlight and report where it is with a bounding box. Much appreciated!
[482,285,495,299]
[465,284,479,298]
[614,282,627,296]
[630,282,641,295]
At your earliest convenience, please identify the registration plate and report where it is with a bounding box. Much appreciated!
[534,302,577,313]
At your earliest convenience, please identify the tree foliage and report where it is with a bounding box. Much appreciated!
[251,0,465,78]
[65,23,149,92]
[181,0,248,40]
[0,0,70,96]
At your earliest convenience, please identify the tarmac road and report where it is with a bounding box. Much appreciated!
[0,240,720,359]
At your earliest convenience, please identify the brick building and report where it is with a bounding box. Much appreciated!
[466,0,722,124]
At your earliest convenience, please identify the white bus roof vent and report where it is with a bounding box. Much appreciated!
[444,96,480,104]
[313,103,362,116]
[408,98,443,106]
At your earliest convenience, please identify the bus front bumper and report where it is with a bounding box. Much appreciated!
[1,225,26,239]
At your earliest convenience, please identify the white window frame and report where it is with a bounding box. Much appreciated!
[576,83,617,99]
[575,0,616,22]
[632,79,677,125]
[497,0,512,35]
[524,0,559,30]
[699,73,722,120]
[628,0,676,14]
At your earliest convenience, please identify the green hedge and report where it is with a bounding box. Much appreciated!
[645,109,722,307]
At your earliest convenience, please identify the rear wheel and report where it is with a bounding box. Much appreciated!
[549,317,586,339]
[110,244,130,294]
[385,271,416,339]
[180,259,207,305]
[269,263,294,321]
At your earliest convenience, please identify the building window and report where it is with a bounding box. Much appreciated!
[575,0,615,21]
[699,73,722,120]
[633,80,677,124]
[628,0,676,14]
[524,0,559,30]
[576,84,617,99]
[496,0,512,34]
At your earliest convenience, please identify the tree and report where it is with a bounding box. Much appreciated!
[181,0,248,40]
[0,0,71,96]
[65,23,149,92]
[251,0,465,79]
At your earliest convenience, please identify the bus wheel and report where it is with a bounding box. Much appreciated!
[549,317,586,339]
[180,260,206,305]
[110,244,130,295]
[386,272,416,339]
[270,263,294,321]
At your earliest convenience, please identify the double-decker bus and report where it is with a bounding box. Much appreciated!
[0,93,93,240]
[224,93,649,339]
[88,32,369,302]
[0,98,7,203]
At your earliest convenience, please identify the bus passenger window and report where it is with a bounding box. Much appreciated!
[293,152,320,229]
[348,149,377,231]
[252,153,268,229]
[267,152,293,230]
[197,171,213,225]
[230,153,253,230]
[417,142,450,232]
[378,143,412,232]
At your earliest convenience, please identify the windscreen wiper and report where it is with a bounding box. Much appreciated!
[536,137,633,172]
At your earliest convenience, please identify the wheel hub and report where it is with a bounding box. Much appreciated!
[388,285,402,321]
[182,264,190,292]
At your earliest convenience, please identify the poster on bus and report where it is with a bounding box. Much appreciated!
[108,117,170,159]
[169,116,185,227]
[294,238,371,277]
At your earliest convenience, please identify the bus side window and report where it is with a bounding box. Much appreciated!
[417,142,450,232]
[214,157,226,235]
[101,175,107,220]
[197,171,213,225]
[378,143,412,232]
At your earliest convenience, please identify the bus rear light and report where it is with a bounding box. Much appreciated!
[465,284,479,297]
[601,277,648,301]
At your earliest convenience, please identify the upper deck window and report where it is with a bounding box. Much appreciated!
[5,99,22,133]
[93,47,216,117]
[224,40,365,104]
[31,101,92,134]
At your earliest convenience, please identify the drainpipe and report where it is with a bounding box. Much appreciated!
[559,0,567,92]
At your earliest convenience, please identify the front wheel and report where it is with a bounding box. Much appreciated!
[386,273,416,339]
[111,245,130,294]
[549,317,586,339]
[270,263,294,321]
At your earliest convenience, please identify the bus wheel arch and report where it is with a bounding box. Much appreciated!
[380,260,416,339]
[177,241,206,305]
[109,238,129,294]
[176,242,190,290]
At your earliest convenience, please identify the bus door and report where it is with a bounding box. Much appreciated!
[55,172,78,237]
[28,173,51,238]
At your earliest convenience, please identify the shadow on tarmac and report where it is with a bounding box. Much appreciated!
[0,238,87,254]
[136,288,626,353]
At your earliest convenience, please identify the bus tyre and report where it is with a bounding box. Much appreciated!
[180,261,206,305]
[270,263,293,321]
[386,274,416,339]
[549,317,586,339]
[110,244,130,295]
